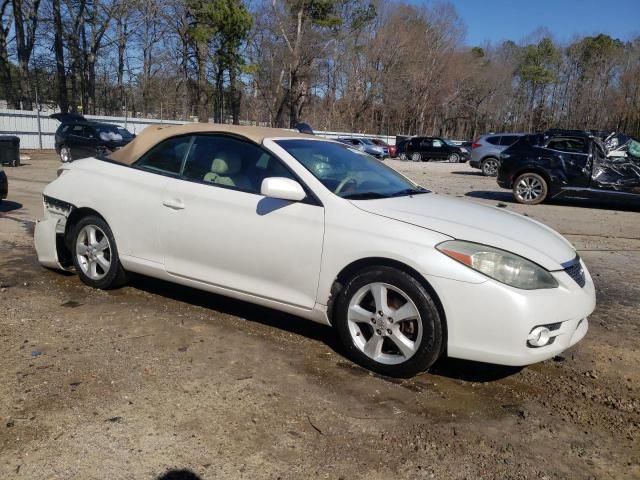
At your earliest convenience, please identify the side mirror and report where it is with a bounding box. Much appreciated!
[260,177,306,202]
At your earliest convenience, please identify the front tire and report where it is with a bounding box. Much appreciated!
[60,146,72,163]
[71,215,126,289]
[334,266,443,378]
[481,157,499,176]
[513,172,548,205]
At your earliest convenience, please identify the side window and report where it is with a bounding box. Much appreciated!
[135,136,192,175]
[546,137,587,154]
[70,124,84,136]
[432,139,443,148]
[182,135,295,194]
[83,126,95,139]
[419,138,432,148]
[486,136,501,145]
[499,135,519,146]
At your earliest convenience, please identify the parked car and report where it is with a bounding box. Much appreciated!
[337,137,388,159]
[35,124,595,377]
[397,136,469,163]
[52,113,135,163]
[497,130,640,205]
[370,138,397,158]
[470,133,526,176]
[0,163,7,201]
[294,122,314,135]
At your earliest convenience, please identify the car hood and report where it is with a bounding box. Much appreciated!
[350,193,576,270]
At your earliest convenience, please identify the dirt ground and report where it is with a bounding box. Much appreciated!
[1,152,638,480]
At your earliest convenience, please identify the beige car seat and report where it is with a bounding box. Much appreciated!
[203,152,252,190]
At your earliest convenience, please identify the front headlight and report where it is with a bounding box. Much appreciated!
[436,240,558,290]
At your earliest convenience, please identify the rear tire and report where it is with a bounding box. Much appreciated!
[481,157,499,176]
[60,146,72,163]
[71,215,127,289]
[513,172,548,205]
[411,152,422,162]
[448,153,460,163]
[334,266,443,378]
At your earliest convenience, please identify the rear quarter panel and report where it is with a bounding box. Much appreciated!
[44,158,168,265]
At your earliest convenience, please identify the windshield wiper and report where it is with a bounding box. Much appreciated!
[341,191,390,200]
[389,187,429,197]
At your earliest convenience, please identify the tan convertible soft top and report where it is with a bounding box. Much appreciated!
[108,122,312,165]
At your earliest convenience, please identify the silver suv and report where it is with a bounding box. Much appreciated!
[470,134,525,176]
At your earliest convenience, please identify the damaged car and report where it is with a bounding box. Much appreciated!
[52,113,135,163]
[498,129,640,205]
[35,123,594,377]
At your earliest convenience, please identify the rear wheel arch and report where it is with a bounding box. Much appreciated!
[327,257,448,355]
[64,207,109,250]
[514,167,553,188]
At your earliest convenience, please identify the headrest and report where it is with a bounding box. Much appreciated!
[210,153,241,175]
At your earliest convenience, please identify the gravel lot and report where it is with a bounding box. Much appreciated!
[1,152,639,479]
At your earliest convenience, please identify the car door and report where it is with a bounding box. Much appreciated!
[544,137,590,187]
[431,138,447,160]
[81,125,99,157]
[66,124,88,159]
[159,134,325,310]
[417,138,433,158]
[121,135,194,265]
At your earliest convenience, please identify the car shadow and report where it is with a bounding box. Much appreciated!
[430,357,522,382]
[466,190,640,211]
[127,272,344,354]
[157,469,202,480]
[451,170,483,176]
[0,200,23,213]
[126,272,523,383]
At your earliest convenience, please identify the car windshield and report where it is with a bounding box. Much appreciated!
[95,125,131,141]
[117,127,133,139]
[275,139,428,199]
[359,138,375,145]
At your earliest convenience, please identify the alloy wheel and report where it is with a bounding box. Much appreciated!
[515,175,544,202]
[411,152,421,162]
[482,158,498,176]
[448,153,460,163]
[60,146,71,163]
[347,282,423,365]
[75,225,112,280]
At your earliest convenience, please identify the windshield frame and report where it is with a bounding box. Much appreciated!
[272,138,429,200]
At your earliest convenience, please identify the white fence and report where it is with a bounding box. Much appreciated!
[0,108,398,149]
[0,108,186,149]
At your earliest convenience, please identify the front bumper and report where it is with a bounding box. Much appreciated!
[0,171,7,199]
[424,259,596,366]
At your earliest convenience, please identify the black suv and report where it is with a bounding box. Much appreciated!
[52,113,134,162]
[397,136,469,163]
[497,130,640,205]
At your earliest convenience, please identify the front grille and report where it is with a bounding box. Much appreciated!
[564,259,586,288]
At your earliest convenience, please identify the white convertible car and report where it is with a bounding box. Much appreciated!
[34,124,596,377]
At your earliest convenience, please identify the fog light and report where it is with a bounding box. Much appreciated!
[527,326,551,347]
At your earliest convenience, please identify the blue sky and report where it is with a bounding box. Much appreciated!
[439,0,640,46]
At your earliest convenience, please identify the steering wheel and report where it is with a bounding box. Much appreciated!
[335,176,358,195]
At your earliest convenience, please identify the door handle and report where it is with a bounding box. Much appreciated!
[162,198,185,210]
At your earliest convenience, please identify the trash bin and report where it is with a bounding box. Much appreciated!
[0,135,20,167]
